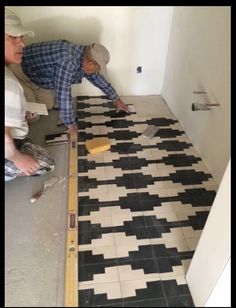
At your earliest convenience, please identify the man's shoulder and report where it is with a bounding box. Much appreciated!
[25,40,79,49]
[24,40,82,58]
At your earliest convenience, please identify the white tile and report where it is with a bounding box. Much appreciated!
[82,266,119,285]
[118,265,145,281]
[79,281,122,300]
[120,279,148,298]
[104,166,123,179]
[186,237,201,250]
[181,227,203,238]
[106,185,135,201]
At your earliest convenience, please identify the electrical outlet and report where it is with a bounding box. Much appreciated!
[137,66,142,73]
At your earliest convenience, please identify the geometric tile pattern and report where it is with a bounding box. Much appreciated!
[77,96,217,307]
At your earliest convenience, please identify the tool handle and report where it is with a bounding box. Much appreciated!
[30,190,44,203]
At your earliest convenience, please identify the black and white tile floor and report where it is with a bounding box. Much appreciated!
[77,96,217,307]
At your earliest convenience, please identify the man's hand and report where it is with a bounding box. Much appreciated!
[25,111,40,123]
[14,153,40,176]
[67,124,78,135]
[114,99,132,113]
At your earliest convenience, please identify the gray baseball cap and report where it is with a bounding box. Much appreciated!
[5,8,35,37]
[89,43,110,76]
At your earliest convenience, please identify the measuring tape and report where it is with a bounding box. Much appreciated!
[64,131,78,307]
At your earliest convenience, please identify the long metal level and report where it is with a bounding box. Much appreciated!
[64,130,78,307]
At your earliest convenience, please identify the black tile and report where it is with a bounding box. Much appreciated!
[78,230,103,245]
[108,110,130,118]
[78,159,96,172]
[117,245,154,262]
[78,144,88,156]
[119,192,161,212]
[115,173,155,189]
[145,226,174,239]
[77,111,93,118]
[78,176,99,192]
[146,118,177,126]
[78,227,117,245]
[102,303,123,307]
[162,154,201,167]
[76,95,108,100]
[111,143,144,154]
[166,295,195,307]
[78,204,102,216]
[113,157,149,170]
[168,170,212,185]
[144,216,174,228]
[187,211,210,229]
[78,221,103,233]
[123,216,147,230]
[157,140,192,152]
[107,130,140,141]
[155,128,184,139]
[79,250,117,265]
[78,121,93,129]
[156,256,185,273]
[162,280,191,297]
[79,288,123,307]
[119,226,150,240]
[105,119,135,129]
[77,102,91,108]
[123,297,168,307]
[78,131,93,142]
[152,244,190,258]
[178,188,216,206]
[79,196,115,208]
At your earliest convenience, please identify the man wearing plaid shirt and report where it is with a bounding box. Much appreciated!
[10,40,131,134]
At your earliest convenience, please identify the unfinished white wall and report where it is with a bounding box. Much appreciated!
[7,6,173,97]
[161,6,231,185]
[205,258,231,307]
[186,159,231,307]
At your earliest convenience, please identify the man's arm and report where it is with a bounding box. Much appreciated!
[5,127,39,175]
[85,73,131,112]
[54,59,76,131]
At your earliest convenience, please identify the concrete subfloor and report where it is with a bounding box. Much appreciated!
[5,109,69,307]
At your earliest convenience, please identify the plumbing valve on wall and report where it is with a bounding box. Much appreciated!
[192,91,220,111]
[136,66,142,73]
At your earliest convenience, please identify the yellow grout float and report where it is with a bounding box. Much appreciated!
[85,137,111,154]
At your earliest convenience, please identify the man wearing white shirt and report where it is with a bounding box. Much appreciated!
[5,8,55,181]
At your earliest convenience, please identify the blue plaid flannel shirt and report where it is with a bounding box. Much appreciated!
[22,40,119,126]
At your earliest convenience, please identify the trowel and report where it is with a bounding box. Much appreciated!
[30,176,59,204]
